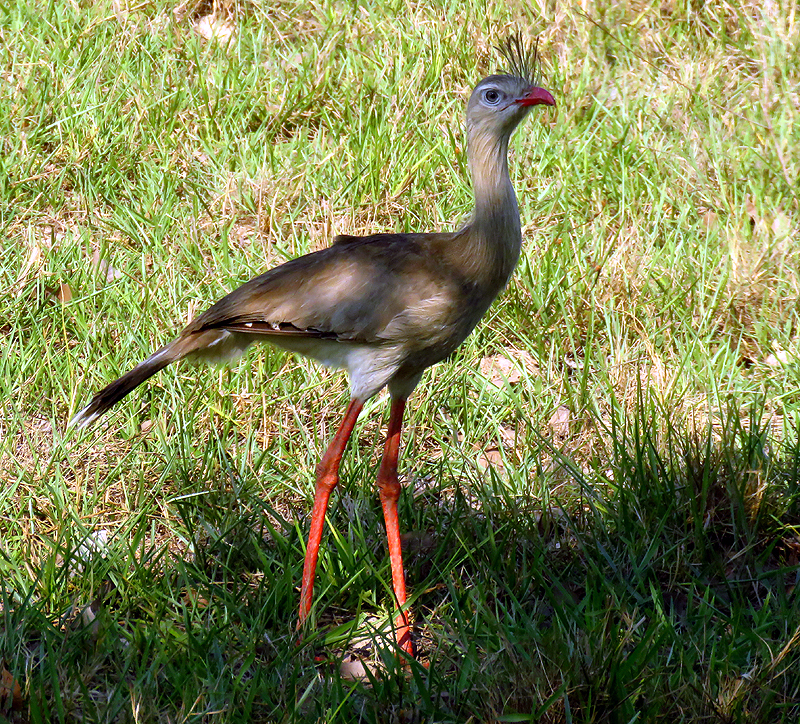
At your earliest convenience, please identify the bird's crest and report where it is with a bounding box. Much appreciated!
[496,34,541,86]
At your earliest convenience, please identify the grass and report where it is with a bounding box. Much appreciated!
[1,0,799,721]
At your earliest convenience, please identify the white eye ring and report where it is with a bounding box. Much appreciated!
[483,88,502,105]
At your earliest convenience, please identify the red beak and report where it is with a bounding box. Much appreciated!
[516,87,556,107]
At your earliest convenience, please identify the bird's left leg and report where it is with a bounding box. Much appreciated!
[375,396,415,657]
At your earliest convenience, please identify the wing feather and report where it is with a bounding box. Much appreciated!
[181,231,464,348]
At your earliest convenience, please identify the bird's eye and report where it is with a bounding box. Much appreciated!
[483,88,501,105]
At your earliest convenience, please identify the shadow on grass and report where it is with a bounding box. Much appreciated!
[2,404,799,723]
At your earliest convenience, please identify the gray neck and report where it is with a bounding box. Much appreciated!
[461,124,522,291]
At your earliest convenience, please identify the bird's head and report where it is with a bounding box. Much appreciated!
[467,36,555,139]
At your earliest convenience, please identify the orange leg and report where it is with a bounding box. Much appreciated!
[298,398,363,626]
[376,396,415,657]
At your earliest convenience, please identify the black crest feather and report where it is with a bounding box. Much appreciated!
[496,34,541,86]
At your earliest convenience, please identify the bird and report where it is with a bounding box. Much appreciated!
[69,36,555,659]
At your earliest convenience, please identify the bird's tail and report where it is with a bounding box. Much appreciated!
[69,343,178,430]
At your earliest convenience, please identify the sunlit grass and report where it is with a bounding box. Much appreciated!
[1,0,799,721]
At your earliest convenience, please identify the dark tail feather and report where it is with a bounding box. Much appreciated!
[69,344,177,429]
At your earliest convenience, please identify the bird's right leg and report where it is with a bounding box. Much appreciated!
[298,398,364,626]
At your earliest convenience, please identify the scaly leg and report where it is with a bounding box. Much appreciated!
[375,396,415,657]
[298,398,363,626]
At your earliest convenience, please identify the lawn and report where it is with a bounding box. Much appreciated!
[1,0,799,721]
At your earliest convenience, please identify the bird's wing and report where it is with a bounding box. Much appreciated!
[182,232,465,348]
